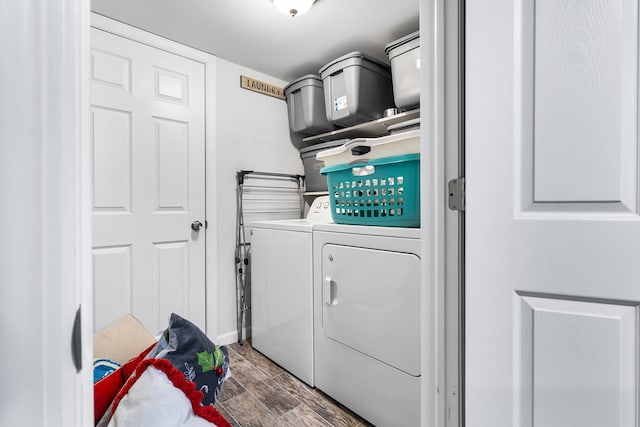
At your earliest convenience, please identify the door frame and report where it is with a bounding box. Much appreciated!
[91,13,218,336]
[420,0,457,426]
[1,0,93,424]
[420,0,464,426]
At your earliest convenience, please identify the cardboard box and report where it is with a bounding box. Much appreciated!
[93,314,157,365]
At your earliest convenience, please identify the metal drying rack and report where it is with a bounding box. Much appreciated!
[235,170,305,344]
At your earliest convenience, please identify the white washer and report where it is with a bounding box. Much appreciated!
[249,196,332,386]
[313,223,421,427]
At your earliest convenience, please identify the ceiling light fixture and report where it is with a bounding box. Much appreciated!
[273,0,315,17]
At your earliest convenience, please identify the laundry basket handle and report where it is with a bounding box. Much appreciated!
[351,165,375,177]
[350,145,371,156]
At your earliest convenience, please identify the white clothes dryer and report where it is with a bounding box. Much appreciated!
[313,223,421,427]
[249,196,332,386]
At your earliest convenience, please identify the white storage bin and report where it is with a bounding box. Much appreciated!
[385,31,420,109]
[316,129,420,167]
[319,51,395,127]
[285,74,335,135]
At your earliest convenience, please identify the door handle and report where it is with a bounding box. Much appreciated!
[71,305,82,372]
[191,220,203,231]
[324,277,337,305]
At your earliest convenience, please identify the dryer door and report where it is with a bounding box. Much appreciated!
[321,243,420,376]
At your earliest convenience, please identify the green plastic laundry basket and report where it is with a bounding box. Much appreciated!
[320,153,420,227]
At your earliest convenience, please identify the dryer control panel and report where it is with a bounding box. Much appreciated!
[306,195,333,222]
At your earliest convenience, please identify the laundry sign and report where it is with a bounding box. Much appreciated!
[240,75,285,100]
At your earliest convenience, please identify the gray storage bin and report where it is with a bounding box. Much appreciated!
[385,31,420,109]
[285,74,335,135]
[319,52,395,127]
[299,139,348,192]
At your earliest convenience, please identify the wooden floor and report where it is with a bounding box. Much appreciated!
[215,341,374,427]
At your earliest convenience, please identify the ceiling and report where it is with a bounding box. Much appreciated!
[91,0,420,83]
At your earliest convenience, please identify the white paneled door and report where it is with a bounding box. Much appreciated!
[466,0,640,426]
[91,28,206,334]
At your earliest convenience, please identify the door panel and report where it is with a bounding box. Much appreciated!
[154,117,189,211]
[516,0,639,211]
[91,106,132,212]
[530,0,637,204]
[91,28,206,334]
[92,245,133,324]
[154,67,189,104]
[155,241,190,328]
[91,48,131,92]
[466,0,640,425]
[515,295,638,427]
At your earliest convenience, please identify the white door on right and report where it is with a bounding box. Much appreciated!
[466,1,640,426]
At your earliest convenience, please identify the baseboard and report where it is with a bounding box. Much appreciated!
[215,328,251,346]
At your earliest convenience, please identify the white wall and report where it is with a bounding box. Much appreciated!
[211,59,303,344]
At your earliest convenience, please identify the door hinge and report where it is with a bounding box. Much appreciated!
[448,178,465,211]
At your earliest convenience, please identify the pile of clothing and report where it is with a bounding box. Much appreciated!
[93,313,231,427]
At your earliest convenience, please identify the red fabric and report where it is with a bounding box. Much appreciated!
[93,343,156,425]
[111,358,231,427]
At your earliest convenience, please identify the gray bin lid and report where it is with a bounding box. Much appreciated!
[284,74,323,94]
[384,31,420,59]
[319,51,390,78]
